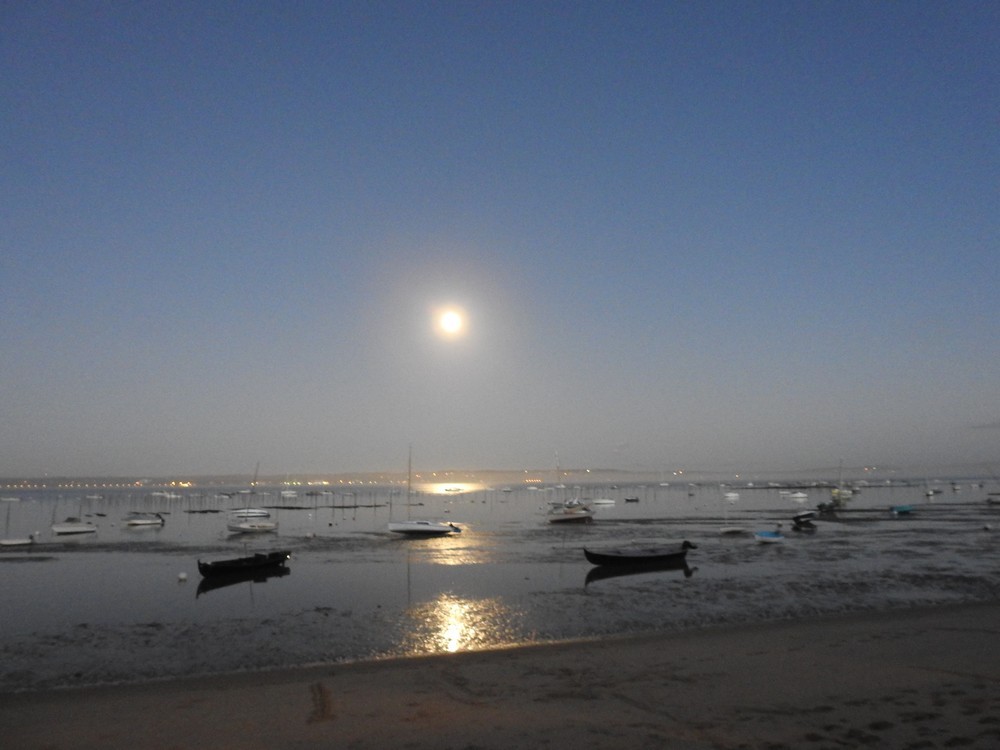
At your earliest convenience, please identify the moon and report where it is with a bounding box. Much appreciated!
[436,308,465,338]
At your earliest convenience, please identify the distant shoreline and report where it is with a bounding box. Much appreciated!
[2,467,995,492]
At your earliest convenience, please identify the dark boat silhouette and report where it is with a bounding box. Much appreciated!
[583,540,696,567]
[197,550,290,577]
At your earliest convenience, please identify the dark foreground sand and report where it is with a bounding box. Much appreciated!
[3,602,998,750]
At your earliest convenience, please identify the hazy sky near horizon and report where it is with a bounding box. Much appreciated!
[2,1,998,478]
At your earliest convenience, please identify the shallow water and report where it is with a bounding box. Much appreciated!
[2,482,998,690]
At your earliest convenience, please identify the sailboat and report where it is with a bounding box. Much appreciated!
[52,496,98,535]
[388,448,461,536]
[719,490,746,535]
[546,497,595,524]
[51,517,97,535]
[1,502,36,546]
[227,462,277,533]
[544,451,595,524]
[830,461,852,506]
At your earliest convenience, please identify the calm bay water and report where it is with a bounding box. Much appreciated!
[2,481,999,690]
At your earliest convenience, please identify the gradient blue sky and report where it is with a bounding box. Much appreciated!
[2,1,997,478]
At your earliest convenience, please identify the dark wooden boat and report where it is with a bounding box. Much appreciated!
[197,550,290,578]
[583,540,696,567]
[792,510,817,533]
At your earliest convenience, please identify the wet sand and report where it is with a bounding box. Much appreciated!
[3,602,999,749]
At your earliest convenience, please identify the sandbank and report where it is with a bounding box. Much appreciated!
[2,602,999,749]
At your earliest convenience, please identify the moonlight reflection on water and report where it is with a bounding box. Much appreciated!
[397,593,525,655]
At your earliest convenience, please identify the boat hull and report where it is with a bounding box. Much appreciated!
[51,524,97,535]
[227,520,278,533]
[0,537,35,547]
[124,513,165,526]
[197,551,290,578]
[387,521,461,535]
[754,532,784,544]
[583,540,696,567]
[719,526,748,535]
[229,509,270,518]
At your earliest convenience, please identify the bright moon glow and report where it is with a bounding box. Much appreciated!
[436,308,465,338]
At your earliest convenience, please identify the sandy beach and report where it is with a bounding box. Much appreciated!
[3,602,998,749]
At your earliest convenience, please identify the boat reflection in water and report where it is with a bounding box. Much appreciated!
[195,566,291,598]
[585,559,696,587]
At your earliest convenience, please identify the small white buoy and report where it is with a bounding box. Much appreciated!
[178,572,188,582]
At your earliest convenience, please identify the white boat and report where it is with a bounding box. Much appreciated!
[226,462,270,519]
[591,498,616,505]
[788,491,808,503]
[547,499,595,524]
[227,516,278,534]
[827,461,853,508]
[227,462,277,528]
[387,520,461,536]
[51,517,97,535]
[2,502,34,545]
[388,447,462,536]
[124,512,165,526]
[229,508,270,518]
[0,533,36,546]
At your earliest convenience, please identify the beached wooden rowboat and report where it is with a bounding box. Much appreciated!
[583,540,697,567]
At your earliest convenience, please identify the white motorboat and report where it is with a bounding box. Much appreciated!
[387,520,461,536]
[387,446,463,536]
[0,532,36,547]
[124,512,165,526]
[229,508,270,518]
[52,517,97,535]
[227,517,278,533]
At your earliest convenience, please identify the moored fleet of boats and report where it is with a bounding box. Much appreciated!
[2,481,996,592]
